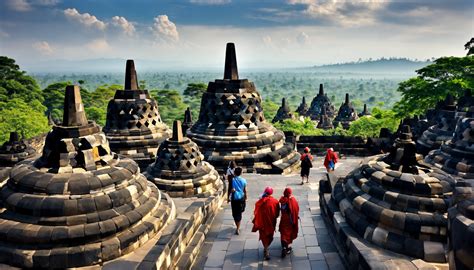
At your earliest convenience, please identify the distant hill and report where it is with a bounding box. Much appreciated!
[308,58,431,74]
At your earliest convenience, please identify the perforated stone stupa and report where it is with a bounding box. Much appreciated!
[316,106,333,130]
[104,60,171,169]
[272,98,295,123]
[321,124,455,267]
[182,107,194,133]
[295,96,309,116]
[0,132,36,168]
[417,94,457,155]
[333,93,358,129]
[187,43,300,174]
[0,85,173,268]
[307,84,335,120]
[146,120,222,198]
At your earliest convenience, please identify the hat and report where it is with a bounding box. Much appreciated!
[264,186,273,195]
[304,147,310,153]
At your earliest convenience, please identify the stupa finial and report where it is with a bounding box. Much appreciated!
[345,93,350,104]
[124,59,139,90]
[172,120,184,142]
[9,132,19,143]
[224,43,239,80]
[319,84,324,95]
[63,85,88,127]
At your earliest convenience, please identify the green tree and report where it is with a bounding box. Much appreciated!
[262,99,279,121]
[150,89,188,125]
[465,37,474,56]
[0,98,49,143]
[393,56,474,117]
[183,83,207,98]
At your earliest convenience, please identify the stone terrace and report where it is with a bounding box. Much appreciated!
[193,157,362,270]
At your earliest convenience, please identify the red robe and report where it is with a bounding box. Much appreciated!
[324,149,339,169]
[279,195,300,244]
[252,196,280,246]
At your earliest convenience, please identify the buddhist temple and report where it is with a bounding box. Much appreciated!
[187,43,300,174]
[295,96,309,116]
[417,94,457,155]
[333,93,358,129]
[146,120,222,197]
[103,60,171,169]
[0,85,174,268]
[307,84,335,120]
[182,107,194,133]
[272,98,295,123]
[316,106,334,129]
[320,124,455,267]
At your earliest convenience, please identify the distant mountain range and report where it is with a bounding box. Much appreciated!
[307,58,431,74]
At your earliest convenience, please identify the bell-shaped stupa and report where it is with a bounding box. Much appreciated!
[333,93,358,129]
[417,94,457,155]
[0,131,36,168]
[146,120,222,197]
[295,96,309,116]
[0,85,173,268]
[328,124,454,264]
[187,43,300,174]
[182,107,194,134]
[307,84,335,120]
[272,98,295,123]
[316,106,333,130]
[103,60,171,169]
[358,104,370,117]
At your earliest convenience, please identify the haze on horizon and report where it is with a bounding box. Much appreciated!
[0,0,472,72]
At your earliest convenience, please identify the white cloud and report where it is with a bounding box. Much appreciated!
[296,31,309,45]
[189,0,231,5]
[262,35,272,46]
[112,16,136,36]
[35,0,60,6]
[151,15,179,43]
[6,0,32,12]
[32,41,53,55]
[288,0,387,26]
[86,38,110,52]
[64,8,107,30]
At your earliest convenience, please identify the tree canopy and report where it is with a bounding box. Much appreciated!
[393,56,474,117]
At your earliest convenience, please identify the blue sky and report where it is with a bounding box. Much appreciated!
[0,0,473,71]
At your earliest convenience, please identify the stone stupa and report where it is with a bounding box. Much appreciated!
[0,131,36,168]
[187,43,300,174]
[307,84,335,120]
[0,85,173,268]
[333,93,358,129]
[295,96,309,116]
[146,120,222,197]
[272,98,295,123]
[316,106,333,130]
[417,94,457,155]
[103,60,171,169]
[358,104,370,117]
[182,107,194,133]
[325,124,454,265]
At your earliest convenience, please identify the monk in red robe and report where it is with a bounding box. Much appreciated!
[324,147,339,172]
[279,187,300,258]
[252,186,280,260]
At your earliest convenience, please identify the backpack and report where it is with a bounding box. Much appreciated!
[302,155,313,168]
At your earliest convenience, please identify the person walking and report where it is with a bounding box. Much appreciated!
[279,187,300,258]
[230,167,247,235]
[252,186,280,260]
[226,161,237,203]
[300,147,313,184]
[324,148,339,172]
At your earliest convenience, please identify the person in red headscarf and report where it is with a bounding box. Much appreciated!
[279,187,300,258]
[324,148,339,172]
[252,186,280,260]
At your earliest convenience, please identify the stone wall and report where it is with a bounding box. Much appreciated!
[296,135,373,156]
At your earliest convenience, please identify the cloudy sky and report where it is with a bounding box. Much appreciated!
[0,0,472,71]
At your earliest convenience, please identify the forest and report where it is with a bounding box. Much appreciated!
[0,46,472,144]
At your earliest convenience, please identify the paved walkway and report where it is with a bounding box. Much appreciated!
[193,157,362,270]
